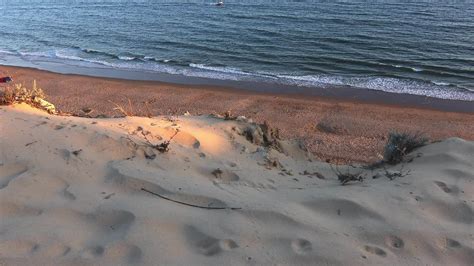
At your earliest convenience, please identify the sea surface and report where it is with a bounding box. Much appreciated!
[1,0,473,101]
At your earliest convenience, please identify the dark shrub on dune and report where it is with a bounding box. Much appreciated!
[383,132,428,164]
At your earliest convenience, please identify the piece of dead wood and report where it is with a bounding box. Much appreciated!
[141,188,242,210]
[25,141,38,147]
[301,170,326,179]
[211,168,223,179]
[81,107,94,115]
[383,165,411,180]
[72,149,82,156]
[331,165,365,185]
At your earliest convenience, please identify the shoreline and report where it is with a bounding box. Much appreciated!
[1,61,473,114]
[2,64,474,163]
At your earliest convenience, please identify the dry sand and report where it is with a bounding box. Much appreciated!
[2,65,474,164]
[1,103,473,265]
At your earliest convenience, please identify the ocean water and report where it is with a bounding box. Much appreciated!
[1,0,473,101]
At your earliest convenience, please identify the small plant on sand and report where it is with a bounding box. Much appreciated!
[383,132,428,165]
[0,80,56,114]
[1,80,45,105]
[139,127,179,154]
[108,98,134,116]
[242,121,281,151]
[330,165,365,185]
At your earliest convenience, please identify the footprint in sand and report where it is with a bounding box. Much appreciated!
[184,226,238,256]
[0,163,28,189]
[445,238,462,248]
[59,149,72,164]
[42,243,71,257]
[81,246,105,259]
[363,245,387,257]
[63,185,76,201]
[291,239,312,255]
[385,235,404,249]
[93,209,135,232]
[211,168,240,182]
[196,238,222,256]
[0,240,39,258]
[219,239,238,251]
[0,201,42,217]
[173,131,200,149]
[105,241,142,263]
[434,181,454,194]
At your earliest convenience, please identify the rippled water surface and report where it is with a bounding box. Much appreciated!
[1,0,473,100]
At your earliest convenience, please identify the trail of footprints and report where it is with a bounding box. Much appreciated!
[2,161,467,263]
[2,119,473,264]
[0,205,141,262]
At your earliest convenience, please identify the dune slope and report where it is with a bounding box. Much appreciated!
[0,104,473,265]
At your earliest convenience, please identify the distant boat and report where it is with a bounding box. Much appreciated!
[215,1,224,6]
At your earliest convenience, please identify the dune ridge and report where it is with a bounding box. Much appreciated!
[0,103,473,265]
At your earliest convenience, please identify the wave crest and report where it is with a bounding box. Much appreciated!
[2,49,473,101]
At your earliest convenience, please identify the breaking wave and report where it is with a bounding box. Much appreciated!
[1,48,473,101]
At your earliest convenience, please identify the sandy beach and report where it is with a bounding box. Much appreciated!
[3,0,474,264]
[1,65,474,164]
[1,102,473,265]
[2,1,474,264]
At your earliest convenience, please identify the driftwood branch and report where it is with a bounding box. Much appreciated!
[141,188,242,210]
[25,141,38,147]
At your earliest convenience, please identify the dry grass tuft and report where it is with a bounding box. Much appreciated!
[1,80,45,105]
[108,98,135,117]
[383,132,428,165]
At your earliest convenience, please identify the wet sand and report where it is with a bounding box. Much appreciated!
[1,65,474,163]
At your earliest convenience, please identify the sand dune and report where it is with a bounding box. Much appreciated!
[0,103,473,265]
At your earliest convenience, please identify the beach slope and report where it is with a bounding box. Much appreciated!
[0,104,473,265]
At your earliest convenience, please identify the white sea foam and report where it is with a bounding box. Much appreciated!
[54,51,84,61]
[277,74,474,101]
[9,50,474,101]
[189,63,252,76]
[18,49,117,68]
[0,49,16,55]
[19,51,55,57]
[382,63,423,72]
[432,81,450,86]
[118,56,135,61]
